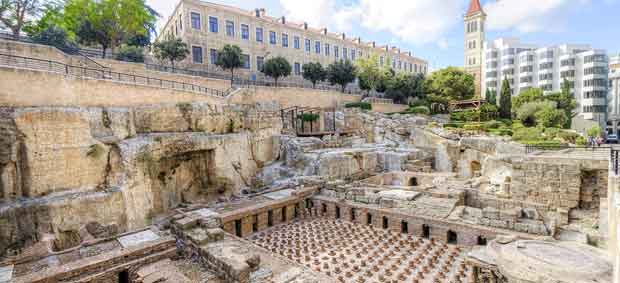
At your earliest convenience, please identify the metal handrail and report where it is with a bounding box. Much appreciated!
[525,144,613,154]
[0,53,232,97]
[0,31,108,70]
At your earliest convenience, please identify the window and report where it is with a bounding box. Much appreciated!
[502,58,514,65]
[561,70,575,78]
[584,78,608,87]
[584,54,607,64]
[256,27,263,42]
[334,46,339,58]
[315,41,321,54]
[414,64,417,72]
[305,39,311,52]
[325,43,330,56]
[192,46,203,63]
[398,61,402,69]
[209,16,218,33]
[256,56,264,71]
[210,49,218,64]
[351,49,356,60]
[294,62,301,75]
[226,20,234,37]
[380,56,384,66]
[502,69,514,76]
[520,76,532,83]
[191,12,201,30]
[242,54,250,69]
[584,67,608,76]
[520,65,533,73]
[486,71,497,78]
[241,24,249,40]
[561,58,575,66]
[539,62,553,70]
[269,31,276,45]
[282,33,288,47]
[539,50,554,60]
[293,36,300,49]
[343,48,348,59]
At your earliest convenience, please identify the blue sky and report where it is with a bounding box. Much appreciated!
[148,0,620,71]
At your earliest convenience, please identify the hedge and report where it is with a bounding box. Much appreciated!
[345,102,372,110]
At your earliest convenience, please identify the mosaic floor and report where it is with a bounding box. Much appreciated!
[249,218,471,283]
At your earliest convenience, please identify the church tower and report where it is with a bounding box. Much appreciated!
[464,0,485,97]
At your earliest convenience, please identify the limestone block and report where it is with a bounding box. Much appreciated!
[174,217,199,230]
[500,208,519,222]
[522,208,540,220]
[206,228,225,242]
[483,207,500,220]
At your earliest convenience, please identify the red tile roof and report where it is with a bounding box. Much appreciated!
[466,0,483,16]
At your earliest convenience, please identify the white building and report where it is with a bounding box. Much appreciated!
[483,38,608,129]
[607,54,620,134]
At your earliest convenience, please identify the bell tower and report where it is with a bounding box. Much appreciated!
[464,0,485,97]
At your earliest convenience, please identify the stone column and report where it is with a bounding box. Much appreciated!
[241,215,254,237]
[257,212,268,231]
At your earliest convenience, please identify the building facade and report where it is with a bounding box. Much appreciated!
[464,0,485,97]
[607,54,620,134]
[158,0,428,82]
[483,38,609,127]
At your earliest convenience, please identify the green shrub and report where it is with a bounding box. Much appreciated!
[116,45,145,63]
[409,106,430,115]
[535,107,567,128]
[543,127,561,139]
[483,120,502,130]
[556,131,580,144]
[345,102,372,110]
[522,140,563,147]
[297,113,320,122]
[463,123,483,131]
[586,125,602,138]
[409,99,429,108]
[576,136,587,146]
[443,122,463,128]
[512,126,543,142]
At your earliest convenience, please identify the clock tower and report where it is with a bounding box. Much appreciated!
[464,0,486,97]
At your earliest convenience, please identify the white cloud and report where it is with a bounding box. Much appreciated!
[279,0,463,47]
[484,0,590,33]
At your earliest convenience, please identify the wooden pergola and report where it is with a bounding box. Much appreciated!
[448,98,485,112]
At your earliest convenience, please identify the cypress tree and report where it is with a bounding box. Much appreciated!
[499,77,512,119]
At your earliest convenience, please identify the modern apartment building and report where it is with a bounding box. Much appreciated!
[483,38,609,127]
[158,0,428,82]
[607,54,620,135]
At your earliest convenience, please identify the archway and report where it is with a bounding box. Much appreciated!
[382,216,389,229]
[477,235,487,245]
[235,219,242,237]
[408,177,418,186]
[335,206,341,219]
[447,230,458,244]
[367,213,373,225]
[350,208,357,221]
[422,224,430,239]
[401,220,408,234]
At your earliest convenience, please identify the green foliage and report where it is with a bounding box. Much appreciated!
[512,125,543,142]
[587,125,603,138]
[62,0,158,58]
[485,88,497,106]
[327,60,357,92]
[450,103,498,122]
[386,73,425,104]
[0,0,41,36]
[499,77,512,119]
[31,25,77,52]
[261,56,292,87]
[424,67,474,101]
[463,123,483,132]
[556,131,580,144]
[216,44,244,87]
[546,79,577,128]
[301,62,326,88]
[297,113,320,122]
[484,120,502,129]
[576,136,587,146]
[24,2,65,37]
[115,45,144,62]
[516,101,556,127]
[408,106,430,115]
[355,55,382,94]
[512,88,544,110]
[153,36,189,67]
[535,106,567,128]
[344,102,372,110]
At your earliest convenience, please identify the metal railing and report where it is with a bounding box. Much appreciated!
[0,53,232,97]
[524,143,613,154]
[0,31,108,70]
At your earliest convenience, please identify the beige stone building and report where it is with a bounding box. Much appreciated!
[158,0,428,81]
[463,0,485,97]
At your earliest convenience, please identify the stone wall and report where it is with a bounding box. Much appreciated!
[229,86,361,109]
[0,102,281,256]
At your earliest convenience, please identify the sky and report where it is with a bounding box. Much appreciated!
[146,0,620,71]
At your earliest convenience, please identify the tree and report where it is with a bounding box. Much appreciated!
[261,56,291,87]
[301,62,326,88]
[31,25,77,52]
[587,125,602,138]
[546,78,577,128]
[512,88,544,110]
[424,67,474,101]
[215,44,244,88]
[62,0,158,58]
[516,100,558,127]
[116,45,144,62]
[0,0,41,37]
[499,76,512,119]
[355,55,382,96]
[153,36,189,68]
[386,73,425,104]
[327,60,357,93]
[535,105,567,128]
[375,68,395,93]
[485,88,497,106]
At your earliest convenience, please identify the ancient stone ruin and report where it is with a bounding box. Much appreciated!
[0,40,617,283]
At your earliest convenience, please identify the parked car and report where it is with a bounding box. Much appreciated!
[607,134,618,144]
